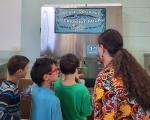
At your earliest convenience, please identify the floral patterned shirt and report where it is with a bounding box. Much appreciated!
[93,63,150,120]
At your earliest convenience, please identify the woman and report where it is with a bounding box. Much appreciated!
[93,29,150,120]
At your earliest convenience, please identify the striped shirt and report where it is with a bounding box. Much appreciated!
[0,81,20,120]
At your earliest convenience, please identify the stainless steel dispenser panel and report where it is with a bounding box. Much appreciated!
[40,4,122,80]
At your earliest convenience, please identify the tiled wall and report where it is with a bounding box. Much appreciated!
[122,0,150,66]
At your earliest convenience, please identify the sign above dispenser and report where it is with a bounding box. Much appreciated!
[55,8,106,33]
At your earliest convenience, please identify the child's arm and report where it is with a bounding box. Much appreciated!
[0,91,20,120]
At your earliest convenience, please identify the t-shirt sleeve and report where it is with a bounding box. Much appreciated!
[51,98,63,120]
[81,87,93,116]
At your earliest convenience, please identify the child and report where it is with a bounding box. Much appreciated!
[54,53,92,120]
[0,55,29,120]
[30,57,62,120]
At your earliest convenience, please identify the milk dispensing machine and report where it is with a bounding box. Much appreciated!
[40,4,122,87]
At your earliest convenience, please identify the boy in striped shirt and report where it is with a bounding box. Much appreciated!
[0,55,29,120]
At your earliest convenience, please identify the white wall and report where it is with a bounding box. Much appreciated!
[0,0,150,69]
[0,0,21,51]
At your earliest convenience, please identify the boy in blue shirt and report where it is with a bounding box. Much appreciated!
[30,57,62,120]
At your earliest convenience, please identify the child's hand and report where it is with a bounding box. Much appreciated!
[75,73,85,80]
